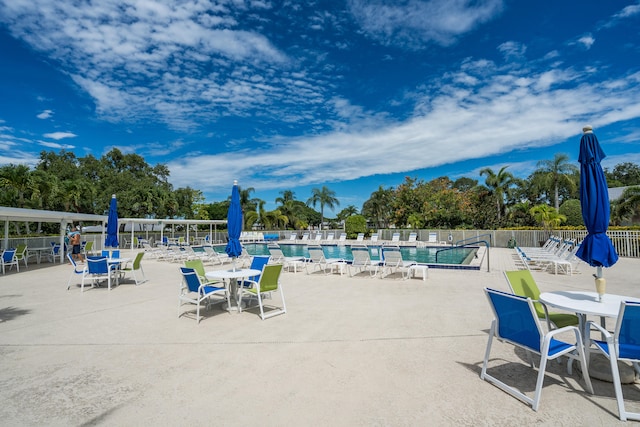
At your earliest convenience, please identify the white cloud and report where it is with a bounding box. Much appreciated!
[168,64,640,194]
[347,0,504,47]
[37,109,53,119]
[43,131,77,140]
[37,140,75,149]
[0,0,296,131]
[498,41,526,60]
[578,34,596,50]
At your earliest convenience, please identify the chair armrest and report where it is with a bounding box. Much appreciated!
[587,320,614,342]
[533,299,553,330]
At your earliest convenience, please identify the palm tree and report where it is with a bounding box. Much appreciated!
[262,209,289,229]
[530,204,567,230]
[613,186,640,224]
[280,200,303,229]
[306,186,340,230]
[362,185,393,229]
[480,166,515,223]
[536,153,578,210]
[275,190,296,206]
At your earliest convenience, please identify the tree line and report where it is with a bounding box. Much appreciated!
[1,150,639,235]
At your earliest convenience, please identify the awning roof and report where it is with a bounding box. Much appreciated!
[0,206,107,223]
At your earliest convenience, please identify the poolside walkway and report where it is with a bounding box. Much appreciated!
[1,248,639,425]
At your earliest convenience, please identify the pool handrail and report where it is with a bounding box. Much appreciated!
[435,240,490,272]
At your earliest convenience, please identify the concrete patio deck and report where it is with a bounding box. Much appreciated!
[1,248,639,425]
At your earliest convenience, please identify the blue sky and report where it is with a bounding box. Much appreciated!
[1,0,640,215]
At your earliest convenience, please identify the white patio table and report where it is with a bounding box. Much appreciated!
[108,257,131,286]
[205,268,261,312]
[28,247,53,264]
[539,291,640,358]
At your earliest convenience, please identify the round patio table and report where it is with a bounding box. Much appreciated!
[205,268,261,312]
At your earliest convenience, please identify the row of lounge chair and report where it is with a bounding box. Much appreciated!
[268,243,427,279]
[287,231,440,247]
[514,236,583,275]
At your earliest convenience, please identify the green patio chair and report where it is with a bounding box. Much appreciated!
[238,264,286,320]
[121,252,147,285]
[504,270,578,329]
[184,258,220,286]
[15,243,28,268]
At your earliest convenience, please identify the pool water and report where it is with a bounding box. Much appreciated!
[227,243,475,266]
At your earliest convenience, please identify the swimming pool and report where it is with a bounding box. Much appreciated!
[220,243,479,269]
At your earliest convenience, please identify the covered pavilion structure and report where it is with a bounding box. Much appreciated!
[119,218,227,249]
[1,207,228,262]
[0,206,108,264]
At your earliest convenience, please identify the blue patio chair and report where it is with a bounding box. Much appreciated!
[82,256,116,291]
[178,267,229,324]
[48,244,62,263]
[1,249,19,274]
[239,256,271,288]
[111,250,120,258]
[481,288,593,411]
[67,253,86,290]
[101,250,110,257]
[589,301,640,421]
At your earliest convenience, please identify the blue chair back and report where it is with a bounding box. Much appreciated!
[3,249,15,262]
[485,288,541,353]
[248,256,270,281]
[87,256,109,274]
[617,302,640,360]
[180,267,201,293]
[52,245,60,255]
[111,250,120,258]
[101,250,110,257]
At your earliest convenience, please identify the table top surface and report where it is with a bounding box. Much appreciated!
[205,268,261,279]
[539,291,640,318]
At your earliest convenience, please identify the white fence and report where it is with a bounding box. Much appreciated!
[4,229,640,259]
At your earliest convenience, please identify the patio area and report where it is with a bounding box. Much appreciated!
[1,248,639,425]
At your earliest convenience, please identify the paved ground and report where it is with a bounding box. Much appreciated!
[1,247,639,426]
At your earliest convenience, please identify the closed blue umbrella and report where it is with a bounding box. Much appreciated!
[575,126,618,294]
[225,181,243,270]
[105,194,119,248]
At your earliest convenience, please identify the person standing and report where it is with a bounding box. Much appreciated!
[69,226,83,263]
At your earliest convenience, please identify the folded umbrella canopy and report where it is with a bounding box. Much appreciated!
[105,194,119,248]
[225,181,243,270]
[575,127,618,271]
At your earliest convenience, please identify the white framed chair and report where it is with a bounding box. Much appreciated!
[588,301,640,421]
[1,249,19,274]
[179,267,230,324]
[67,253,86,290]
[379,246,414,279]
[14,243,28,268]
[348,245,379,277]
[82,256,117,291]
[268,245,303,272]
[305,245,341,275]
[238,264,286,320]
[121,252,147,285]
[481,288,593,411]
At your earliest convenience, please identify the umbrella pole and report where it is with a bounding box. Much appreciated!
[595,266,605,302]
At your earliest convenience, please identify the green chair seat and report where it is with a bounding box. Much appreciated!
[504,270,579,329]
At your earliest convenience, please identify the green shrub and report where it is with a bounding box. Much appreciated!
[345,215,367,239]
